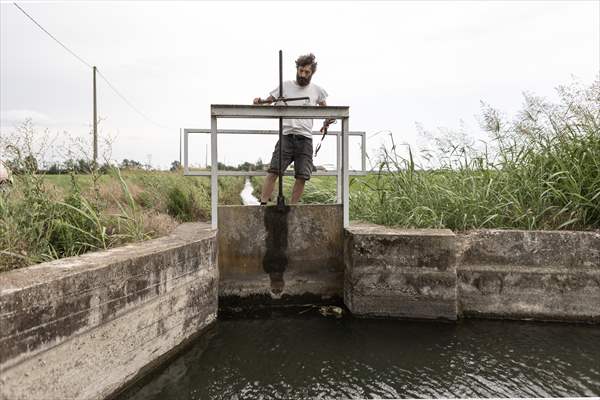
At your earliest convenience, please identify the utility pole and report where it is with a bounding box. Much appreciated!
[93,66,98,165]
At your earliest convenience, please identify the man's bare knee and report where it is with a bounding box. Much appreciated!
[291,178,307,204]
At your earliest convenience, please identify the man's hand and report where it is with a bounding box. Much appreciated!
[253,95,275,105]
[320,118,336,133]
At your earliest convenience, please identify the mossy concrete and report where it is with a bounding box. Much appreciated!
[1,208,599,400]
[457,229,600,322]
[0,223,218,400]
[344,223,458,320]
[218,204,343,307]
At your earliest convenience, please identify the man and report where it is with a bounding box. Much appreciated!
[253,53,334,204]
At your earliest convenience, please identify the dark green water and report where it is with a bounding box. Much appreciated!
[118,314,600,399]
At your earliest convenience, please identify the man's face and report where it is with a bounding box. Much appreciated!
[296,65,313,86]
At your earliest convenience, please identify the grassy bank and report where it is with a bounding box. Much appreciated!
[2,79,597,271]
[349,81,599,231]
[0,169,244,271]
[253,79,600,231]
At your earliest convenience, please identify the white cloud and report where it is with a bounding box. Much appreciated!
[1,1,598,168]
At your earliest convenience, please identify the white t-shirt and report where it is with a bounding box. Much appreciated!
[269,80,328,138]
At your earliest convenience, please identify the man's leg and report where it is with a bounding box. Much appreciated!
[260,172,278,203]
[290,178,306,204]
[263,135,293,204]
[291,136,313,204]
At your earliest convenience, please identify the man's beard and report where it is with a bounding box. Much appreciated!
[296,73,312,87]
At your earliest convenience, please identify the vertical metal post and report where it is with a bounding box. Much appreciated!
[93,66,97,165]
[342,118,350,228]
[276,49,285,210]
[179,128,182,166]
[336,130,342,203]
[211,116,218,229]
[183,129,189,175]
[361,132,366,172]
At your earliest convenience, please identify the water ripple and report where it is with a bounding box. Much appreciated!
[118,317,600,400]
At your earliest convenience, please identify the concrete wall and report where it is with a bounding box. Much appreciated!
[0,223,218,400]
[217,206,599,322]
[457,229,600,322]
[344,224,458,320]
[1,213,597,400]
[343,225,599,322]
[218,205,343,306]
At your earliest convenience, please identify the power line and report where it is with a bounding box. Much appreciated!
[13,2,92,69]
[12,2,172,130]
[96,69,171,129]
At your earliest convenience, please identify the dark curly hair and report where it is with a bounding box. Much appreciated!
[295,53,317,73]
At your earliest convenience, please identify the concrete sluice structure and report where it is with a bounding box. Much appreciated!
[1,204,599,399]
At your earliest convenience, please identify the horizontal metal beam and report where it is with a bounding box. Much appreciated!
[184,170,367,177]
[211,104,349,119]
[184,128,363,137]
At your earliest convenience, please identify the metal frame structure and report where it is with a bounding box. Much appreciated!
[184,104,355,229]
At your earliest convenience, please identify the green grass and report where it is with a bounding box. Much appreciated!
[0,169,244,271]
[354,81,600,230]
[252,79,600,231]
[2,78,597,271]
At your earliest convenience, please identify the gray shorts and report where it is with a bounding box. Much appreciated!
[268,134,313,180]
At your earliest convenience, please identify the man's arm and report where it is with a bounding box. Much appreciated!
[318,100,336,131]
[253,95,276,105]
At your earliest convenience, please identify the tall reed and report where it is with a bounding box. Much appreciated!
[352,79,600,231]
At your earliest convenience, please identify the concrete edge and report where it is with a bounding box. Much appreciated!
[0,222,215,293]
[104,320,217,400]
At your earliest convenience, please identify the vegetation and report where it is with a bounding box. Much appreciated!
[0,160,244,271]
[255,79,599,231]
[355,79,598,231]
[1,79,597,271]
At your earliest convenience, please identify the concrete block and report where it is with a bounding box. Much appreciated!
[344,223,457,320]
[0,223,218,400]
[218,205,344,306]
[458,229,600,322]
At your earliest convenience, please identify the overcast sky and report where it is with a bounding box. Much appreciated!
[1,1,598,170]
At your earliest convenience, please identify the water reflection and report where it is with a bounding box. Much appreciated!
[119,316,600,399]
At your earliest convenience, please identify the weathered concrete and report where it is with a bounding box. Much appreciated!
[218,204,343,306]
[0,223,218,400]
[344,223,458,320]
[457,229,600,322]
[2,214,598,400]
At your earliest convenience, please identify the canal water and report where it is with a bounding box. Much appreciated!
[118,313,600,399]
[241,178,260,205]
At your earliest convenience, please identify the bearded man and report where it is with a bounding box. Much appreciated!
[253,53,334,204]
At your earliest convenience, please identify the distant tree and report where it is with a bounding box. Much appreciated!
[23,155,38,173]
[77,158,92,173]
[255,158,264,171]
[98,162,111,174]
[217,162,236,171]
[170,160,182,172]
[47,163,61,174]
[238,161,253,171]
[121,159,143,169]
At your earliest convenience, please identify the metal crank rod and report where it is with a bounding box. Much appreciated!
[277,50,286,211]
[274,50,310,211]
